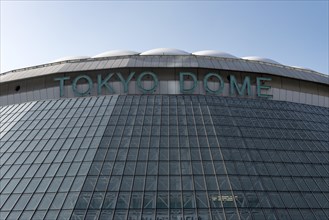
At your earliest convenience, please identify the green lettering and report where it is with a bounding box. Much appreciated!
[54,76,70,97]
[72,75,93,96]
[116,72,135,93]
[137,72,158,94]
[230,75,251,96]
[179,72,197,93]
[257,77,272,98]
[97,73,115,95]
[204,73,224,94]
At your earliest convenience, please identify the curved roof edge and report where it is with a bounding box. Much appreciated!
[93,50,140,58]
[1,54,328,86]
[51,56,91,63]
[242,56,281,65]
[3,49,324,75]
[192,50,237,59]
[140,48,190,55]
[291,66,315,71]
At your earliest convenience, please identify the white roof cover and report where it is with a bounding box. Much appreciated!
[93,50,140,58]
[291,66,314,71]
[140,48,190,55]
[242,56,281,65]
[52,56,90,63]
[192,50,237,59]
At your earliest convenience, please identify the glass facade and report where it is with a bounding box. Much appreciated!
[0,95,328,220]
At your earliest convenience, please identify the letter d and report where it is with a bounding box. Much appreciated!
[179,72,197,93]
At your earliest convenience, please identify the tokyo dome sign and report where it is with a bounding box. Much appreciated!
[54,71,272,98]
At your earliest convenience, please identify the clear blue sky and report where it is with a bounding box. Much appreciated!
[1,1,328,74]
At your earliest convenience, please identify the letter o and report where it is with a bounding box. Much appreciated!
[204,73,224,94]
[72,75,93,96]
[137,72,158,94]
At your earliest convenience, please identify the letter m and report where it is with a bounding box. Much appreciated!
[230,75,251,96]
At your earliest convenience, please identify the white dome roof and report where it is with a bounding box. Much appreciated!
[291,66,314,71]
[140,48,190,55]
[242,56,281,65]
[93,50,139,58]
[192,50,237,59]
[52,56,90,63]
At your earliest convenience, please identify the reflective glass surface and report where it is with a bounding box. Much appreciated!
[0,95,328,220]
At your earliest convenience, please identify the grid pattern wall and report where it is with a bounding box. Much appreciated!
[0,95,328,220]
[208,97,329,220]
[0,96,118,220]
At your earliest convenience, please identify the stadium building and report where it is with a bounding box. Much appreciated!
[0,48,328,220]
